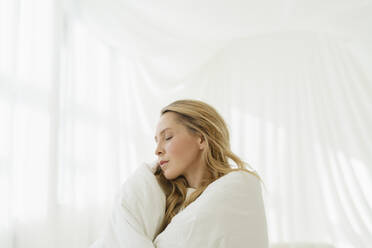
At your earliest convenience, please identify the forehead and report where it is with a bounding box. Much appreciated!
[154,113,178,139]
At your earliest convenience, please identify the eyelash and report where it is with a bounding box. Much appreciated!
[166,137,173,141]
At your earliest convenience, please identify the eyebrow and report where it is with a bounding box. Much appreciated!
[154,128,172,142]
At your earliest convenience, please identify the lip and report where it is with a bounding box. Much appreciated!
[159,161,169,169]
[160,160,169,165]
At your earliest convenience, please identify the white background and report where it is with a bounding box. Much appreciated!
[0,0,371,247]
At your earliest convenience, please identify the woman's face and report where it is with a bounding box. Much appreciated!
[154,112,206,182]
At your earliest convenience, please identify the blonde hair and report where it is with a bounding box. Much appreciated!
[154,99,263,234]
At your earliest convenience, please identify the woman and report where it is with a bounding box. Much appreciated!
[152,99,268,243]
[90,99,268,248]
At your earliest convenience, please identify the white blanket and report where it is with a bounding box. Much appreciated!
[89,161,269,248]
[154,169,269,248]
[89,161,165,248]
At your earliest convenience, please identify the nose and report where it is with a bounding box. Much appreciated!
[154,142,164,156]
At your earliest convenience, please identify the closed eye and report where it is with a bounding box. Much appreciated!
[166,137,173,141]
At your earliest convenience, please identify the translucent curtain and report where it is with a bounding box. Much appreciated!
[1,0,371,248]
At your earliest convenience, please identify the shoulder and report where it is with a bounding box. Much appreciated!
[203,169,262,198]
[224,168,260,184]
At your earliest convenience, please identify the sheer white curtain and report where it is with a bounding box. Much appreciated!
[0,0,138,247]
[1,0,372,247]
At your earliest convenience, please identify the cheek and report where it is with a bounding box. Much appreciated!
[166,138,196,160]
[166,140,183,157]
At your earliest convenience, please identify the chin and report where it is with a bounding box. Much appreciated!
[163,173,176,180]
[163,170,179,180]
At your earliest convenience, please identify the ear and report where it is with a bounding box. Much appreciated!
[198,135,206,150]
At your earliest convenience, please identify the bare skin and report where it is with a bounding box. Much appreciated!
[154,112,207,188]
